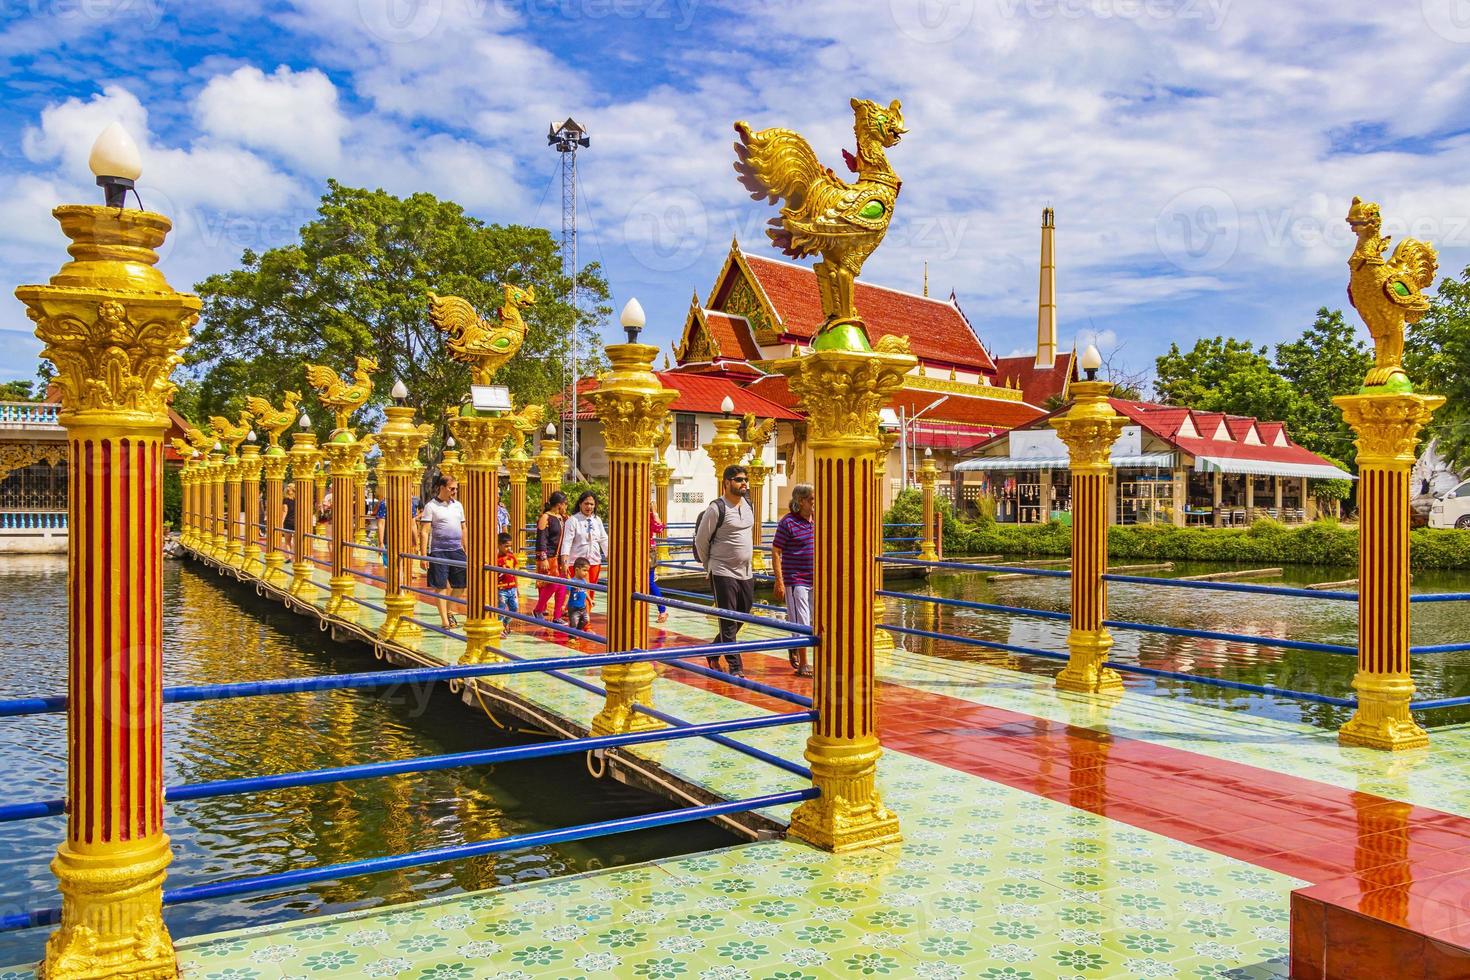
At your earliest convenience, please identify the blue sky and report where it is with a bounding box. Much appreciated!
[4,0,1470,393]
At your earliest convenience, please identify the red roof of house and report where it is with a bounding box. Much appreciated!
[732,253,998,374]
[563,373,802,422]
[746,374,1045,431]
[991,352,1076,406]
[704,311,762,361]
[906,421,1005,451]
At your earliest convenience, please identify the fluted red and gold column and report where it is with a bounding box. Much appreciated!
[1334,394,1440,748]
[448,412,514,663]
[289,430,319,597]
[536,428,563,505]
[1051,378,1126,694]
[652,418,672,572]
[776,346,911,852]
[505,433,533,568]
[221,446,245,569]
[18,201,199,977]
[321,433,365,620]
[585,331,677,735]
[175,456,195,548]
[918,450,939,562]
[872,430,899,658]
[312,462,329,538]
[260,448,289,586]
[238,438,264,573]
[206,450,226,558]
[376,404,430,641]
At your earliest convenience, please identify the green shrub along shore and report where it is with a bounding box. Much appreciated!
[884,489,1470,571]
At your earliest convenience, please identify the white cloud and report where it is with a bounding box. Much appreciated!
[196,65,348,171]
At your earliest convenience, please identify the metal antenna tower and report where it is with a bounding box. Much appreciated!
[549,117,589,478]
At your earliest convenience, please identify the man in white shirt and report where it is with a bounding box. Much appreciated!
[416,474,466,629]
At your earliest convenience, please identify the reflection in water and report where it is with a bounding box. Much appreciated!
[883,561,1470,727]
[0,557,730,965]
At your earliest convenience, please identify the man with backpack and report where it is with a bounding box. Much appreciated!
[692,464,754,677]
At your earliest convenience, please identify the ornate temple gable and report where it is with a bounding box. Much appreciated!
[675,294,718,365]
[707,241,783,348]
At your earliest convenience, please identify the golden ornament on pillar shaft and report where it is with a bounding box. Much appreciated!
[775,346,912,852]
[584,339,678,736]
[535,434,564,505]
[260,448,291,586]
[703,415,745,482]
[375,404,432,641]
[918,452,940,562]
[1050,379,1126,695]
[16,202,200,979]
[1336,196,1444,750]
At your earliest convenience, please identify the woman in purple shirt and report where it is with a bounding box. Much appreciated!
[771,482,815,677]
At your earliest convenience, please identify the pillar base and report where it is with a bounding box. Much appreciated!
[208,535,227,560]
[261,553,288,587]
[288,567,315,598]
[242,545,263,575]
[916,546,938,563]
[43,835,176,980]
[1339,674,1429,751]
[459,618,505,665]
[591,664,668,736]
[873,615,896,657]
[378,593,422,643]
[789,735,902,853]
[353,529,369,546]
[325,576,356,620]
[655,544,671,577]
[752,549,767,574]
[1056,629,1124,695]
[223,544,246,570]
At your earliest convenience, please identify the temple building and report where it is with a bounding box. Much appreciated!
[956,399,1352,525]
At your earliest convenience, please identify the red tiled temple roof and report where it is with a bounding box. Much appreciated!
[746,375,1044,431]
[990,351,1076,406]
[563,373,801,422]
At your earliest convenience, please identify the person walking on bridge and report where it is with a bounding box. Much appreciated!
[693,464,753,677]
[771,482,814,677]
[417,474,466,629]
[533,492,569,624]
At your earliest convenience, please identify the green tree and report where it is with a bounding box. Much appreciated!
[1273,308,1370,466]
[1153,337,1273,407]
[187,180,609,442]
[0,380,37,400]
[1405,263,1470,472]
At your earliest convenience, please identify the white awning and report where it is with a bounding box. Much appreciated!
[1192,456,1354,480]
[955,452,1176,472]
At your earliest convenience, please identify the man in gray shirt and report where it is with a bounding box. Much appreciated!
[692,464,754,676]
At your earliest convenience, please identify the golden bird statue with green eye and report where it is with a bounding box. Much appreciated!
[1346,196,1438,391]
[735,98,908,353]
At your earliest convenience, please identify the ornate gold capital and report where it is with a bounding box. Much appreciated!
[16,207,199,427]
[1334,390,1444,469]
[320,436,365,476]
[376,405,431,472]
[447,412,517,467]
[704,416,746,474]
[585,343,678,458]
[775,348,914,450]
[1051,380,1125,474]
[236,444,264,482]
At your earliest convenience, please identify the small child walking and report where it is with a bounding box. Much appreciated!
[567,556,592,632]
[496,532,519,631]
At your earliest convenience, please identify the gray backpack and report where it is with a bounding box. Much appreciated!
[691,498,728,566]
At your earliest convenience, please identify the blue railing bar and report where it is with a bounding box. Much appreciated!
[881,556,1072,578]
[1410,695,1470,710]
[1102,573,1358,601]
[880,623,1069,661]
[402,615,466,641]
[1408,642,1470,654]
[0,788,820,932]
[877,589,1070,622]
[343,541,388,556]
[1095,660,1357,707]
[1102,619,1359,656]
[490,600,606,644]
[660,655,815,707]
[635,592,813,635]
[0,694,67,718]
[0,798,65,822]
[348,569,388,585]
[658,584,786,614]
[345,596,389,614]
[1410,593,1470,603]
[401,583,467,606]
[165,710,815,803]
[303,532,330,542]
[486,562,609,594]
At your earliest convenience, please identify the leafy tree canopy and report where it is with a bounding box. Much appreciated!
[1405,263,1470,474]
[186,180,609,444]
[0,380,38,401]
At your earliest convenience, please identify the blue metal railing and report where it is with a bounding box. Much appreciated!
[0,511,66,531]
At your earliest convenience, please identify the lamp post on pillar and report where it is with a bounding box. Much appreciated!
[703,397,745,494]
[377,381,432,641]
[289,415,320,598]
[305,359,376,622]
[536,423,564,505]
[744,414,775,574]
[15,121,199,979]
[1051,344,1125,695]
[506,406,543,568]
[439,433,462,486]
[586,298,678,735]
[239,430,265,573]
[312,460,329,538]
[1334,195,1444,751]
[428,288,528,665]
[918,447,939,562]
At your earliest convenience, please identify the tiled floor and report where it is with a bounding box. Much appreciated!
[10,545,1468,978]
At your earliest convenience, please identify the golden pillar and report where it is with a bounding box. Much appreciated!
[918,450,939,562]
[703,414,745,494]
[652,417,672,572]
[206,451,226,557]
[776,347,910,852]
[1333,395,1440,749]
[18,198,199,977]
[312,462,329,538]
[1050,377,1126,694]
[238,440,264,573]
[260,448,289,586]
[321,434,365,620]
[536,429,563,505]
[744,416,774,574]
[585,323,677,735]
[375,404,430,641]
[351,452,370,546]
[872,430,899,658]
[447,413,516,663]
[222,452,244,567]
[288,431,319,597]
[505,438,533,567]
[440,437,463,486]
[176,459,195,548]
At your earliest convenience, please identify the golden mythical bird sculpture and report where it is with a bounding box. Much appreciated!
[208,411,254,455]
[734,98,907,351]
[1347,196,1438,389]
[184,426,214,454]
[742,413,777,452]
[304,356,377,434]
[428,283,534,385]
[244,390,301,449]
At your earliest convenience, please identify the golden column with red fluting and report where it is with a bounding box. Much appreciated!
[260,448,290,586]
[17,202,199,978]
[918,450,939,562]
[652,417,672,572]
[505,428,534,567]
[238,438,264,573]
[176,457,196,548]
[1050,378,1126,694]
[321,433,366,621]
[448,412,518,663]
[744,415,774,575]
[206,450,226,558]
[222,450,245,569]
[352,451,371,546]
[585,328,677,735]
[536,429,563,506]
[312,462,329,538]
[289,430,320,597]
[376,404,431,641]
[1335,392,1441,749]
[872,429,899,658]
[703,414,745,495]
[776,347,911,852]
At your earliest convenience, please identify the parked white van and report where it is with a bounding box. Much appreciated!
[1429,481,1470,529]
